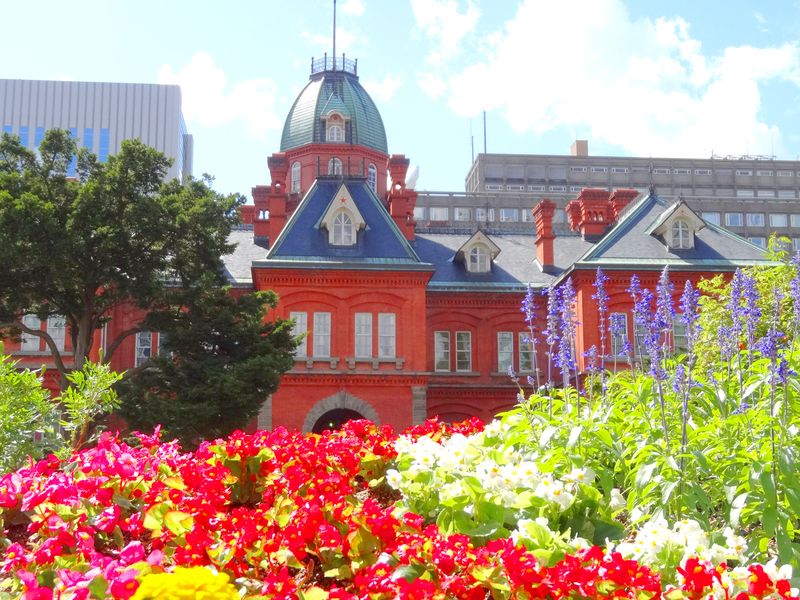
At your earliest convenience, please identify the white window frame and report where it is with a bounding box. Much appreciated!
[378,313,396,359]
[497,332,513,373]
[777,170,794,177]
[327,157,342,175]
[332,211,355,246]
[610,312,629,356]
[48,315,66,352]
[434,331,450,372]
[20,314,41,352]
[468,245,490,273]
[702,212,720,225]
[591,166,608,173]
[736,169,753,176]
[429,206,448,221]
[725,212,743,227]
[313,312,331,358]
[135,330,152,367]
[770,213,788,228]
[694,168,712,175]
[354,312,372,359]
[670,219,691,249]
[367,163,377,192]
[455,331,472,372]
[291,161,301,193]
[454,207,471,221]
[518,332,534,372]
[290,311,308,358]
[791,214,800,228]
[673,320,689,355]
[746,212,764,227]
[326,123,344,142]
[749,237,766,248]
[499,208,519,222]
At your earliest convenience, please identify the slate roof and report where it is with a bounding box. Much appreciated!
[413,232,592,292]
[570,192,769,272]
[222,228,266,286]
[258,178,431,271]
[280,71,388,154]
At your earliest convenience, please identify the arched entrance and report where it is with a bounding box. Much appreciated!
[311,408,365,433]
[302,391,379,433]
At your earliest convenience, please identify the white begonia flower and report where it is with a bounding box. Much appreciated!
[385,469,403,490]
[609,488,625,511]
[764,557,793,583]
[562,466,595,488]
[394,435,414,455]
[439,480,466,503]
[476,459,502,483]
[535,476,573,509]
[483,420,502,438]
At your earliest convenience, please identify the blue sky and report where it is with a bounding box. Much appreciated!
[3,1,800,199]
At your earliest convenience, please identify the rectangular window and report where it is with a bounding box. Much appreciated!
[779,190,796,199]
[99,128,110,162]
[413,206,426,220]
[18,125,29,147]
[135,330,152,367]
[746,213,764,226]
[518,332,534,372]
[499,208,519,222]
[570,185,583,192]
[652,168,670,174]
[434,331,450,371]
[777,170,794,177]
[48,315,66,351]
[378,313,396,359]
[429,207,448,221]
[791,214,800,228]
[521,209,534,222]
[737,189,755,197]
[527,184,545,191]
[20,314,41,352]
[506,184,524,191]
[454,207,471,221]
[749,237,766,248]
[485,184,503,191]
[736,169,753,176]
[548,185,567,192]
[725,213,743,227]
[611,167,628,173]
[157,332,170,357]
[609,312,629,356]
[794,238,800,251]
[757,190,776,198]
[633,321,648,360]
[83,127,93,151]
[694,168,712,175]
[456,331,472,372]
[34,126,45,147]
[570,166,587,172]
[702,212,720,225]
[354,312,372,358]
[673,168,691,174]
[474,207,495,222]
[756,170,774,176]
[2,125,11,134]
[313,312,331,358]
[497,332,513,373]
[290,311,308,357]
[673,321,689,354]
[67,128,78,177]
[770,214,788,227]
[591,166,608,173]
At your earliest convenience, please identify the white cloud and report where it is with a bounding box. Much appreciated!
[417,72,447,99]
[362,73,403,103]
[410,0,480,65]
[158,52,282,139]
[341,0,366,17]
[302,26,365,55]
[429,0,800,158]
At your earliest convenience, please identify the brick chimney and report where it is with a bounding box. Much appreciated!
[386,154,417,241]
[532,199,556,273]
[252,152,290,248]
[565,188,613,241]
[609,188,639,220]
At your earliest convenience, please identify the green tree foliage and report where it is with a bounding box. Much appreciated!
[117,287,297,447]
[0,129,239,380]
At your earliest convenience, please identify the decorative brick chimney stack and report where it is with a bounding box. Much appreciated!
[609,188,639,221]
[533,199,556,274]
[252,153,290,248]
[565,188,613,241]
[386,154,417,241]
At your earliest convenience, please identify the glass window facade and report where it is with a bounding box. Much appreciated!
[497,332,513,372]
[99,128,110,162]
[355,313,372,358]
[434,331,450,371]
[378,313,396,359]
[455,331,472,371]
[313,312,331,358]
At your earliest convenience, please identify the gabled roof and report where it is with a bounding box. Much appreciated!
[319,183,366,232]
[454,230,501,264]
[259,178,431,270]
[566,192,769,272]
[645,199,705,237]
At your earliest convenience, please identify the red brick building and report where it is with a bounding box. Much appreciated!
[7,56,770,432]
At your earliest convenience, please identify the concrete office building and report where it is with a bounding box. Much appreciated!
[414,140,800,250]
[0,79,193,182]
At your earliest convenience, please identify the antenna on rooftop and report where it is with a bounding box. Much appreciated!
[332,0,337,70]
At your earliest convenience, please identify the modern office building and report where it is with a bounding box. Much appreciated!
[0,79,193,181]
[414,141,800,250]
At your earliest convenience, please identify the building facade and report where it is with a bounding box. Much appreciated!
[0,79,193,181]
[413,141,800,250]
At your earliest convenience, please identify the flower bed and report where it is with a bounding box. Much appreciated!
[0,418,796,599]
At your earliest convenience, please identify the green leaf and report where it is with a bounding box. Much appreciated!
[88,576,108,599]
[391,564,425,583]
[142,503,169,534]
[298,587,329,600]
[164,510,193,536]
[762,506,777,536]
[635,462,657,489]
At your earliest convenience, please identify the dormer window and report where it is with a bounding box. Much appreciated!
[326,113,345,142]
[468,245,490,273]
[332,211,354,245]
[671,219,691,249]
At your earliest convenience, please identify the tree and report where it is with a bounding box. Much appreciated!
[116,286,297,446]
[0,129,239,383]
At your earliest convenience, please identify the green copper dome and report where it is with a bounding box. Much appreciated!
[280,62,388,154]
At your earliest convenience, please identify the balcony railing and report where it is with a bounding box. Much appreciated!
[311,53,358,76]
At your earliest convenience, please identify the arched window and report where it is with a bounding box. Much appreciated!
[671,219,691,249]
[332,211,354,245]
[468,245,490,273]
[327,124,344,142]
[328,157,342,175]
[291,161,301,193]
[367,163,377,192]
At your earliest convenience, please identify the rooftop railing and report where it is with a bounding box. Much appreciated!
[311,54,358,76]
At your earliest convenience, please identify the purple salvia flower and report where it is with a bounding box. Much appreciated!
[593,268,609,388]
[654,266,674,333]
[718,324,736,362]
[556,278,578,387]
[680,280,701,354]
[584,345,599,373]
[520,284,541,388]
[544,284,559,347]
[672,363,686,395]
[742,271,761,354]
[790,252,800,335]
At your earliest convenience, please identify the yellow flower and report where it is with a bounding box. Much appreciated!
[132,567,239,600]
